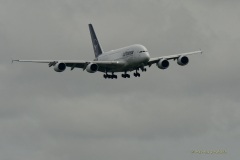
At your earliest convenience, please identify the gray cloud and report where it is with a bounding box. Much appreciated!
[0,0,240,159]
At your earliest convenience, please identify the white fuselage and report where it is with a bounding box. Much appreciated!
[97,44,150,72]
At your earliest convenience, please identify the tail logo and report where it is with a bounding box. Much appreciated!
[94,39,98,51]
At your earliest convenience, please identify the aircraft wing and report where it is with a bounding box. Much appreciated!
[147,50,203,66]
[12,59,124,70]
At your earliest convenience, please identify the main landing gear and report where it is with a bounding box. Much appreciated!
[104,72,117,79]
[122,71,130,78]
[134,72,140,77]
[134,70,140,77]
[103,67,147,79]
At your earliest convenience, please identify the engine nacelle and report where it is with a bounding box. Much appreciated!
[86,63,98,73]
[157,59,169,69]
[54,62,66,72]
[177,56,189,66]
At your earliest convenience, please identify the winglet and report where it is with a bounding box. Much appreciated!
[11,58,18,64]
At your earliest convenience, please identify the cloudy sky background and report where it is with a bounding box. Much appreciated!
[1,0,240,159]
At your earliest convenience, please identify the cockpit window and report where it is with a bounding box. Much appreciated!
[139,51,147,53]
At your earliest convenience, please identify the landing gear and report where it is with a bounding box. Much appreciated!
[122,74,130,78]
[140,66,147,72]
[103,69,145,79]
[103,72,117,79]
[122,71,130,78]
[134,70,141,77]
[112,74,117,79]
[103,74,107,79]
[134,72,140,77]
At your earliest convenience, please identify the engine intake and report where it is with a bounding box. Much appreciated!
[54,62,66,72]
[86,63,98,73]
[177,56,189,66]
[157,59,169,69]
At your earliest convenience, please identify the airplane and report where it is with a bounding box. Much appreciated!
[13,24,202,79]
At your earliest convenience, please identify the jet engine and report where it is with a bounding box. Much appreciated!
[86,63,98,73]
[54,62,66,72]
[177,56,189,66]
[157,59,169,69]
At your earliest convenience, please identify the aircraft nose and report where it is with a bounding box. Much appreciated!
[144,52,150,61]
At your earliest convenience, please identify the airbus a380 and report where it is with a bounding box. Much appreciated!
[13,24,202,79]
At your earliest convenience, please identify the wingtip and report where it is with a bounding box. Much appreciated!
[11,59,19,64]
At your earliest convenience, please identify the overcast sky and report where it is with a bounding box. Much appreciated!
[1,0,240,160]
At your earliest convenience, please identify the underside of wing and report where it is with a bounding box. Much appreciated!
[147,50,202,66]
[13,59,125,72]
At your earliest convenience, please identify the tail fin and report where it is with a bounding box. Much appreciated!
[88,24,103,58]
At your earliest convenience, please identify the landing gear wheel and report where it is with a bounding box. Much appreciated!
[134,71,140,77]
[111,73,117,79]
[122,74,126,78]
[122,72,130,78]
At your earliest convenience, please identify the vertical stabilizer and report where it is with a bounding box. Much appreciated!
[88,24,103,58]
